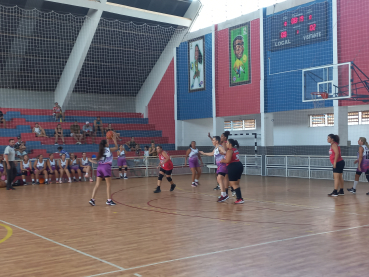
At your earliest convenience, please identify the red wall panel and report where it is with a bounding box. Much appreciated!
[338,0,369,106]
[148,59,175,144]
[215,19,260,117]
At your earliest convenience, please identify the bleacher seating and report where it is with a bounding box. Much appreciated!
[0,109,186,158]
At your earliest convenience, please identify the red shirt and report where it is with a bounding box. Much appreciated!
[227,148,240,165]
[159,151,173,170]
[329,142,343,164]
[53,106,61,114]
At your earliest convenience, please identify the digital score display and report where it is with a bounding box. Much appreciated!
[270,2,328,52]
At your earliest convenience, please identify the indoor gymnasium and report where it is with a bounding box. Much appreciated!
[1,0,369,276]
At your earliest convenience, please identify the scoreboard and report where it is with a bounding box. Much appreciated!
[270,2,328,52]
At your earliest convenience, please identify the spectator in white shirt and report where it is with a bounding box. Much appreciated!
[83,122,95,144]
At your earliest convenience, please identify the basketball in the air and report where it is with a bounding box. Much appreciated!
[106,131,114,139]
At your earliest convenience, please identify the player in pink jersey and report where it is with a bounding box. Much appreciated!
[327,134,345,197]
[347,137,369,194]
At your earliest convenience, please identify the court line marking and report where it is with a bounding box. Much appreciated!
[0,223,13,244]
[86,223,369,277]
[134,274,142,277]
[0,219,125,271]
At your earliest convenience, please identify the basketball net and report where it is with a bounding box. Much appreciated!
[311,92,328,108]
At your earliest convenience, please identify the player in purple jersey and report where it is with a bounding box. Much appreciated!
[347,137,369,194]
[185,141,203,187]
[200,136,229,202]
[117,145,128,179]
[89,137,118,206]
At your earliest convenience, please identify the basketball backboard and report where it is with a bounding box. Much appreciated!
[302,62,352,102]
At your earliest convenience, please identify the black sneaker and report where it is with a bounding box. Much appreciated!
[338,189,344,195]
[6,187,15,190]
[153,186,161,193]
[32,181,35,185]
[36,182,40,185]
[170,184,176,192]
[214,185,220,190]
[124,176,128,179]
[328,190,338,197]
[366,192,369,196]
[44,181,49,185]
[119,175,123,179]
[106,200,116,206]
[89,199,95,206]
[347,187,356,194]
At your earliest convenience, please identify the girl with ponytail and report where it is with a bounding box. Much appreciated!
[327,134,345,197]
[347,137,369,194]
[221,139,244,204]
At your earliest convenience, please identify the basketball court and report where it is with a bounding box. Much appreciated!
[1,0,369,276]
[1,175,369,277]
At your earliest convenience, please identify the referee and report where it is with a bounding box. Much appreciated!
[4,138,17,190]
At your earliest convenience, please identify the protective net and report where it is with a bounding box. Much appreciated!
[0,4,189,178]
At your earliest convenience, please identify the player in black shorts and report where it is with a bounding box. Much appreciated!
[221,139,244,204]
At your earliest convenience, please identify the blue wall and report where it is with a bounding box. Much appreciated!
[264,0,334,113]
[177,33,213,120]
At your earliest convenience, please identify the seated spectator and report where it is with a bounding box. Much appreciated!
[54,124,65,145]
[20,154,35,185]
[0,154,6,181]
[57,146,70,158]
[0,107,6,129]
[149,141,157,156]
[104,123,121,141]
[135,143,142,156]
[53,102,65,122]
[83,122,95,144]
[70,121,83,144]
[94,116,104,137]
[32,123,48,138]
[126,137,137,151]
[14,136,27,158]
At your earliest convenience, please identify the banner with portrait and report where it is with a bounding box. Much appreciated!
[188,36,205,92]
[229,23,251,86]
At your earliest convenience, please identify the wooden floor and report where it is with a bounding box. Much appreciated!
[1,174,369,277]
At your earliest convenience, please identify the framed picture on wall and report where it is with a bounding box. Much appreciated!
[188,36,205,92]
[229,22,251,87]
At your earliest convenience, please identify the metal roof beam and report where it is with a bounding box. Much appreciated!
[43,0,192,27]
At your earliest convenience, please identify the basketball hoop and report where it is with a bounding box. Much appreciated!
[311,92,329,108]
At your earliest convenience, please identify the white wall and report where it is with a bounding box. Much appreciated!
[0,89,53,109]
[273,105,369,146]
[178,117,214,147]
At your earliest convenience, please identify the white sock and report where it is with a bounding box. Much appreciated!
[56,178,59,181]
[23,179,26,182]
[36,179,39,182]
[221,192,226,197]
[120,173,123,176]
[195,179,198,182]
[124,173,127,177]
[79,177,81,180]
[32,179,34,182]
[45,179,48,182]
[69,178,72,181]
[353,181,359,189]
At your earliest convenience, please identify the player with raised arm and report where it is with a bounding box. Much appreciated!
[89,137,118,206]
[185,141,203,187]
[347,137,369,194]
[117,145,128,179]
[153,145,176,193]
[220,139,244,204]
[200,136,229,202]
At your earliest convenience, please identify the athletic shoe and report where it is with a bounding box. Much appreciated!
[170,184,176,192]
[234,198,244,204]
[191,182,197,187]
[366,192,369,195]
[85,173,89,178]
[59,179,62,184]
[119,175,123,179]
[347,187,356,194]
[213,185,220,190]
[6,187,15,190]
[338,189,344,196]
[232,191,236,197]
[217,195,229,202]
[124,176,128,179]
[44,181,49,185]
[79,179,82,182]
[89,177,93,182]
[68,179,72,183]
[24,182,28,186]
[195,181,199,186]
[106,200,116,206]
[36,182,40,185]
[89,199,95,206]
[32,181,35,185]
[54,143,58,145]
[153,186,161,193]
[328,190,338,197]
